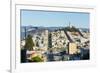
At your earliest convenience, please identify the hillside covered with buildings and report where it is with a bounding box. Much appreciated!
[21,25,90,63]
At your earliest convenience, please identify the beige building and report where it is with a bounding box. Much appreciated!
[68,43,77,54]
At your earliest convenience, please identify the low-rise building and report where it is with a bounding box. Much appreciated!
[68,43,77,54]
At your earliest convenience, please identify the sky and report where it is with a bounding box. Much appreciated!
[21,10,90,28]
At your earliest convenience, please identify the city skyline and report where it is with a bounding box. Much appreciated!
[21,9,90,62]
[21,10,90,28]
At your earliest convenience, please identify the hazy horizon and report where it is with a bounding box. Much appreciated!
[21,25,89,29]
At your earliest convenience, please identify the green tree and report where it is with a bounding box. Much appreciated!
[71,26,78,32]
[31,56,43,62]
[63,26,78,32]
[24,35,34,51]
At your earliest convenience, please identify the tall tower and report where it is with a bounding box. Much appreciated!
[69,21,71,28]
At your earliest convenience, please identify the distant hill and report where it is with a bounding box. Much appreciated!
[21,26,89,40]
